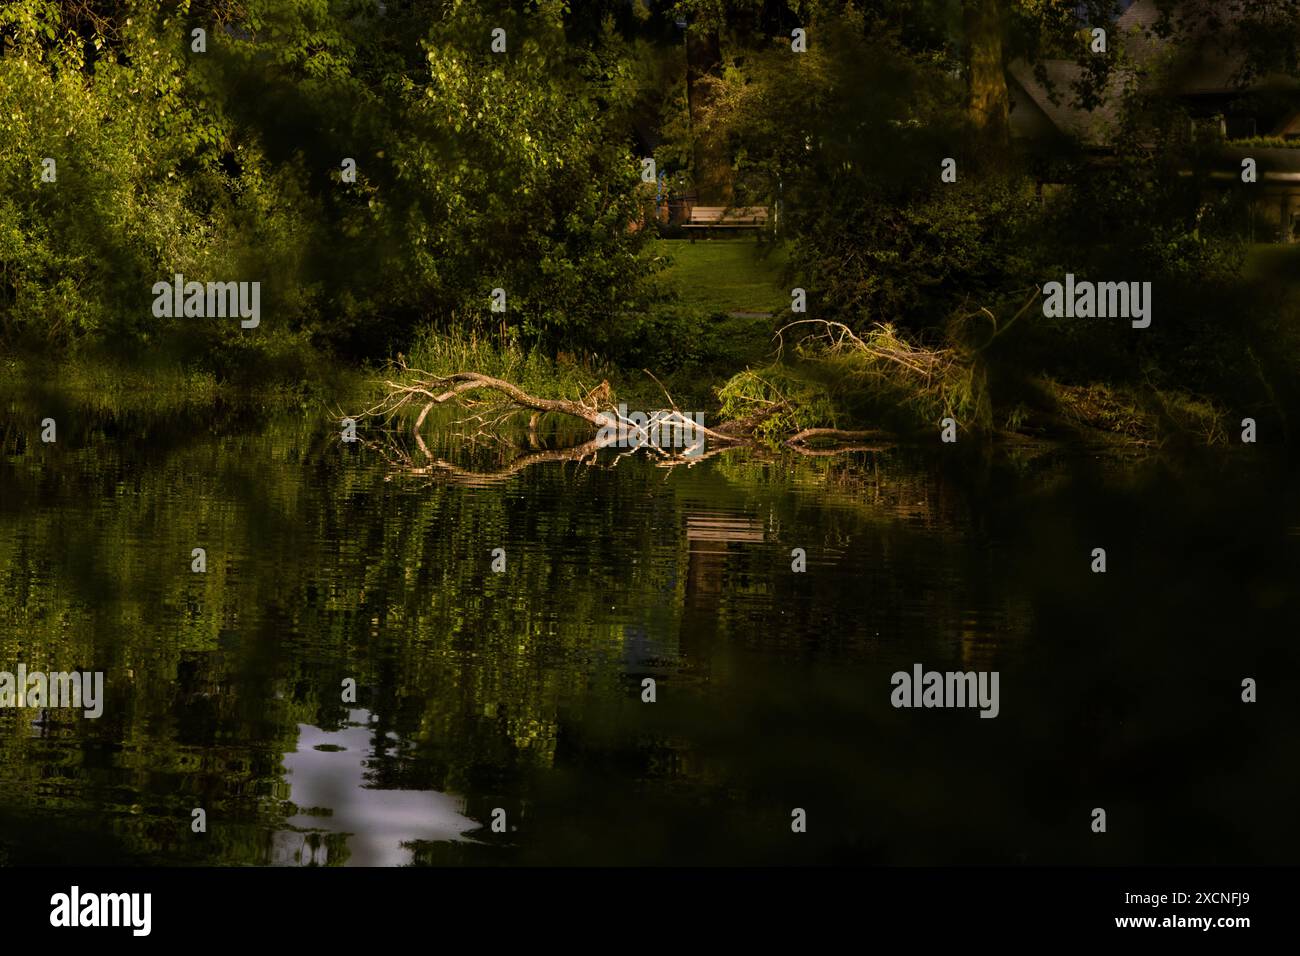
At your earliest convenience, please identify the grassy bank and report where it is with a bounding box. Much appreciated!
[648,238,791,315]
[6,240,1297,451]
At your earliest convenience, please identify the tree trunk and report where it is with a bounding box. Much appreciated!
[685,24,733,205]
[965,0,1010,149]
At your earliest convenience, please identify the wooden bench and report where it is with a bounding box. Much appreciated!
[683,205,770,238]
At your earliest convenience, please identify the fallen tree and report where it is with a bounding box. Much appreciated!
[348,353,897,479]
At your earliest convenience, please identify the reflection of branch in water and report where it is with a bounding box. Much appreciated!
[376,429,890,485]
[784,427,895,457]
[415,437,607,486]
[784,444,892,458]
[366,420,894,482]
[365,420,763,485]
[650,442,752,469]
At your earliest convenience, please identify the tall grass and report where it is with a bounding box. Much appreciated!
[400,327,712,412]
[402,329,618,404]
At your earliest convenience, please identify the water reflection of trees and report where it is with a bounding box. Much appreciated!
[0,406,1041,863]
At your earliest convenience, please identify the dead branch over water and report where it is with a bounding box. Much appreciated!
[352,353,900,481]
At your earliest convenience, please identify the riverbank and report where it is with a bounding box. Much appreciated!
[0,332,1279,455]
[0,342,368,418]
[5,242,1298,451]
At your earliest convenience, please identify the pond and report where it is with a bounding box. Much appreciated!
[0,402,1296,865]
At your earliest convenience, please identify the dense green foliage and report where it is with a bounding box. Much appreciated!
[0,0,657,363]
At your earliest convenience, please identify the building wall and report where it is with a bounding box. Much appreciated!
[1252,188,1300,243]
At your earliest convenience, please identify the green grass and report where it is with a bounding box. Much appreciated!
[649,239,791,314]
[403,328,615,402]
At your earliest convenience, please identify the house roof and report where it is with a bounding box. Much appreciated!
[1118,0,1162,32]
[1116,0,1300,93]
[1114,0,1166,69]
[1009,0,1300,146]
[1007,60,1125,147]
[1006,2,1156,147]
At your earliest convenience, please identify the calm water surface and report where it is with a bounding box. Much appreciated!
[1,403,1297,865]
